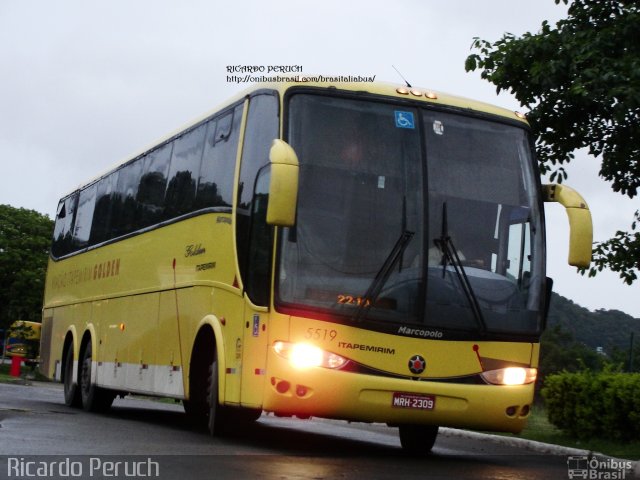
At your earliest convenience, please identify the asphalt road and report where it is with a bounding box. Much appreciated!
[0,380,636,480]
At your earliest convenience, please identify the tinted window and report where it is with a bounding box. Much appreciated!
[138,143,172,227]
[165,124,206,218]
[280,94,423,321]
[245,167,272,305]
[91,172,119,245]
[236,93,279,301]
[196,103,243,210]
[237,95,278,211]
[73,183,97,249]
[52,102,242,257]
[52,193,78,257]
[423,110,543,334]
[112,160,143,237]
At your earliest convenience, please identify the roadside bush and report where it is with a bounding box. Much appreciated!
[541,371,640,440]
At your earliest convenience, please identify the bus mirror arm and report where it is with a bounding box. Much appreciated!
[266,139,299,227]
[542,184,593,268]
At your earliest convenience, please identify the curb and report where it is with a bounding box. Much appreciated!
[440,428,639,478]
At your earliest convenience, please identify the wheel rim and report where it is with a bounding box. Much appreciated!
[80,350,91,400]
[64,350,73,398]
[207,360,218,434]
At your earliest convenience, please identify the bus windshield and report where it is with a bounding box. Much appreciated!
[278,92,544,338]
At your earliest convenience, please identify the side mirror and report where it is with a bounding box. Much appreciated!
[266,139,299,227]
[542,184,593,268]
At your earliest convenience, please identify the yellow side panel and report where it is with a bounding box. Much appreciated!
[157,292,181,369]
[240,302,269,408]
[210,288,244,404]
[41,213,238,396]
[43,213,236,309]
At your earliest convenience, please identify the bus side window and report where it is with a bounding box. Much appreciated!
[236,93,279,304]
[90,171,119,245]
[73,182,97,250]
[196,103,243,210]
[112,160,143,237]
[246,166,272,306]
[138,143,172,228]
[164,124,207,219]
[52,193,79,258]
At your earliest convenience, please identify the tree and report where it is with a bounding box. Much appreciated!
[539,324,605,377]
[465,0,640,284]
[0,205,53,331]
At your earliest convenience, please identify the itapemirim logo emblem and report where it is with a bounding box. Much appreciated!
[408,354,426,375]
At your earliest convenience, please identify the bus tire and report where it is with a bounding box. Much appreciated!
[79,341,115,413]
[183,399,208,427]
[398,424,438,455]
[206,351,230,436]
[63,345,82,408]
[231,406,262,424]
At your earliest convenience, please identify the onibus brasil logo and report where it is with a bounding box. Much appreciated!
[567,455,634,479]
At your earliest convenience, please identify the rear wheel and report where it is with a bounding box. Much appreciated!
[79,341,115,412]
[207,352,230,436]
[398,424,439,455]
[232,406,262,424]
[63,345,82,408]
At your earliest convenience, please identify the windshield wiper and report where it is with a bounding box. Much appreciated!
[352,230,414,322]
[434,202,487,334]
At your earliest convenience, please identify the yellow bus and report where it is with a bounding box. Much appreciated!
[40,81,592,453]
[6,320,41,360]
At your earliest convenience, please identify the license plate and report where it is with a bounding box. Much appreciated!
[392,392,435,410]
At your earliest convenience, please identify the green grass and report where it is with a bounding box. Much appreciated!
[0,363,13,382]
[0,362,22,382]
[0,361,46,383]
[509,405,640,460]
[129,394,183,405]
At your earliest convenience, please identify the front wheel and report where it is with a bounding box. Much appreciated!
[207,354,228,436]
[398,424,439,455]
[79,342,115,413]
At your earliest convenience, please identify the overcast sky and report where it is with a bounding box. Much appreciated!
[1,0,638,319]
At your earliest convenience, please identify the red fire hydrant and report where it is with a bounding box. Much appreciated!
[10,355,22,377]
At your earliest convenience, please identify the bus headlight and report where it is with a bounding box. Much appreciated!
[481,367,537,385]
[273,341,347,370]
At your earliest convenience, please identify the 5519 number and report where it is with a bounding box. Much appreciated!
[304,328,338,341]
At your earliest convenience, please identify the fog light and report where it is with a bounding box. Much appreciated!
[276,380,290,394]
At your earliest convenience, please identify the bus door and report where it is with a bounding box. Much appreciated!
[235,92,279,408]
[239,167,272,408]
[240,301,269,408]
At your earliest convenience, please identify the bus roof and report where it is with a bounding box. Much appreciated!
[260,80,528,124]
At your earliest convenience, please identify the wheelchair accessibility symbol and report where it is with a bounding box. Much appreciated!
[394,111,415,129]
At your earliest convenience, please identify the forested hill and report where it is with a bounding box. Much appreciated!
[547,292,640,353]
